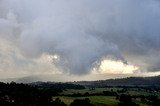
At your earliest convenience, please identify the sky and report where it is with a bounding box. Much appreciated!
[0,0,160,82]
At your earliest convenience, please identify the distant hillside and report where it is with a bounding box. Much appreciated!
[2,75,160,88]
[29,81,85,90]
[72,75,160,87]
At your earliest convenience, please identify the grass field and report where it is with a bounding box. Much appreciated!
[53,87,160,106]
[53,96,119,106]
[61,88,160,96]
[53,96,149,106]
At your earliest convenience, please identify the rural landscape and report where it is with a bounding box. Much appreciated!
[0,76,160,106]
[1,0,160,106]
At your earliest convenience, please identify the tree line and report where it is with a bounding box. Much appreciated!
[0,81,84,106]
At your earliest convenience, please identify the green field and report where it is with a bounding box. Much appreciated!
[53,96,149,106]
[53,96,119,106]
[60,88,160,96]
[53,87,160,106]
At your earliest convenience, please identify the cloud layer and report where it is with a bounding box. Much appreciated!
[0,0,160,78]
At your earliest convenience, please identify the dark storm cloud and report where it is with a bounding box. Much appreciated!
[0,0,160,75]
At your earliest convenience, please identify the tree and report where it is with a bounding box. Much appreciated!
[117,94,139,106]
[70,98,94,106]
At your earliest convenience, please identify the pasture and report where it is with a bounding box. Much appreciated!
[53,87,160,106]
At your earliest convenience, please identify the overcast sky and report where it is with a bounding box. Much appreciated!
[0,0,160,81]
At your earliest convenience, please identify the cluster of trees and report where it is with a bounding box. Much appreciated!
[30,82,85,90]
[52,98,94,106]
[0,81,63,106]
[141,95,160,106]
[116,94,160,106]
[0,82,86,106]
[117,94,139,106]
[103,91,117,96]
[70,98,94,106]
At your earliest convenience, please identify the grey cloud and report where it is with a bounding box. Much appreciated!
[0,0,160,75]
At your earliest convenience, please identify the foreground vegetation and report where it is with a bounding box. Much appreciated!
[53,96,119,106]
[54,87,160,106]
[0,76,160,106]
[0,82,160,106]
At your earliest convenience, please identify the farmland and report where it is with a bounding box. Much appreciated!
[53,96,119,106]
[53,87,160,106]
[1,76,160,106]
